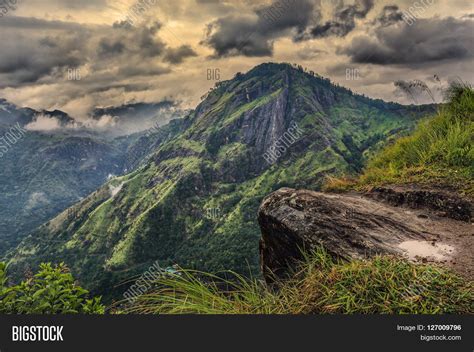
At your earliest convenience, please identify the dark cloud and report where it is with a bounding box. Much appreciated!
[117,65,171,78]
[136,22,166,57]
[256,0,313,33]
[163,45,198,64]
[0,17,193,88]
[112,20,134,30]
[202,0,377,57]
[202,14,271,57]
[201,0,315,57]
[56,0,108,9]
[303,0,374,39]
[0,15,90,30]
[105,21,166,59]
[98,39,126,57]
[0,21,89,86]
[340,17,474,66]
[372,5,404,27]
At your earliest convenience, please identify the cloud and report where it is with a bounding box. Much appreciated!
[54,0,109,9]
[98,39,126,57]
[0,19,89,86]
[163,45,198,64]
[296,46,327,60]
[201,0,377,57]
[340,17,474,66]
[87,114,118,129]
[201,0,315,57]
[95,21,167,60]
[0,15,198,118]
[372,5,404,27]
[25,114,63,131]
[0,17,193,89]
[304,0,374,39]
[0,0,472,112]
[202,13,272,57]
[20,0,109,12]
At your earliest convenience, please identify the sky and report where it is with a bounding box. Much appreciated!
[0,0,473,120]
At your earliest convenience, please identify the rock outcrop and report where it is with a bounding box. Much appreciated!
[258,188,473,282]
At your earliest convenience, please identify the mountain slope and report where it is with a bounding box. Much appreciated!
[8,63,435,298]
[0,100,185,254]
[0,102,123,253]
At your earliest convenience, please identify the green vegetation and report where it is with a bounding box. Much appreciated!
[0,262,104,314]
[123,248,472,314]
[326,83,474,195]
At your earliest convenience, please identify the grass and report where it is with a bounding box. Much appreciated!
[323,176,358,193]
[325,82,474,195]
[120,248,473,314]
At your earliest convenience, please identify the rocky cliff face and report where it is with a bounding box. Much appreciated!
[258,187,473,282]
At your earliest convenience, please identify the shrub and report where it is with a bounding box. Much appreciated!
[0,262,104,314]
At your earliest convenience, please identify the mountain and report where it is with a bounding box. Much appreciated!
[0,98,79,128]
[0,100,185,254]
[7,63,436,299]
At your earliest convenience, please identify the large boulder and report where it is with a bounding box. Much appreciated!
[258,188,473,282]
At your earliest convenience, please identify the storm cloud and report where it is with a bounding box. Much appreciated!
[201,0,379,57]
[340,16,474,66]
[163,45,198,64]
[305,0,374,39]
[0,16,196,88]
[372,5,404,27]
[202,0,315,57]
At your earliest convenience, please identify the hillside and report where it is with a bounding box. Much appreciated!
[7,63,435,299]
[0,130,123,253]
[0,100,185,254]
[0,102,124,253]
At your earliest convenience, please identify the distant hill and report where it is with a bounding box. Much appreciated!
[0,99,184,253]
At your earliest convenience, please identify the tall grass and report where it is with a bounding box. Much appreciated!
[121,248,472,315]
[358,82,473,193]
